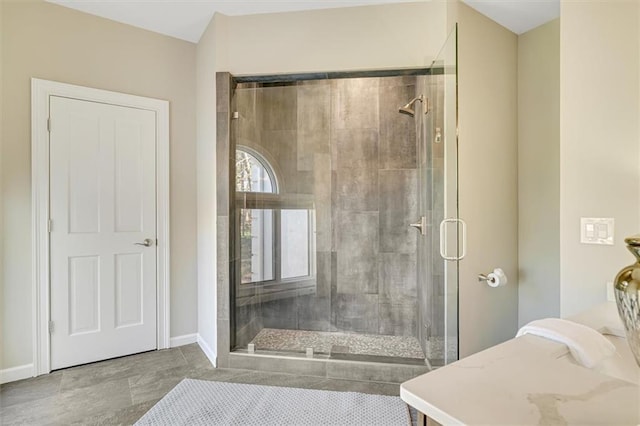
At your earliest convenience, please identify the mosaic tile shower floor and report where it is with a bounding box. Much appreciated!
[250,328,425,359]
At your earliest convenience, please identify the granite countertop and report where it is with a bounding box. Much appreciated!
[400,303,640,425]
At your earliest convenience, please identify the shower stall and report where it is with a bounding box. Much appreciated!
[221,29,459,371]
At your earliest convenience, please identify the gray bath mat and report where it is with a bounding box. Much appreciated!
[135,379,410,425]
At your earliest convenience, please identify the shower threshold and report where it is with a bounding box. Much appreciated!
[249,328,426,365]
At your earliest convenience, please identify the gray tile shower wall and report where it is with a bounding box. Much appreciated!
[378,252,417,305]
[379,169,418,254]
[331,78,380,131]
[336,210,379,295]
[330,76,418,336]
[379,84,417,170]
[231,75,422,344]
[297,84,331,172]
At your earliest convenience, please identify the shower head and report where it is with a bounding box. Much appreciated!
[398,94,428,117]
[398,104,416,116]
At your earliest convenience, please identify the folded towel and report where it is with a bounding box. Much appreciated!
[516,318,616,368]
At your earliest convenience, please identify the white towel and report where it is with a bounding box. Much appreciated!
[516,318,616,368]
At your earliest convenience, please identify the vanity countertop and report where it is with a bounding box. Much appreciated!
[400,303,640,425]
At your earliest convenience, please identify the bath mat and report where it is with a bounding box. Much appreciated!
[135,379,410,426]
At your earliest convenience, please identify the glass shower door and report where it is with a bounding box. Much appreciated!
[418,26,459,367]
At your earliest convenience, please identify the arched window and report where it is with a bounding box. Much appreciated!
[236,147,277,284]
[236,147,277,194]
[235,146,314,290]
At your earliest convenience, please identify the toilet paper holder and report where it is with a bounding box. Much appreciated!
[478,273,497,284]
[478,268,508,287]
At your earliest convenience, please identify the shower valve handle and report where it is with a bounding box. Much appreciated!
[409,217,427,236]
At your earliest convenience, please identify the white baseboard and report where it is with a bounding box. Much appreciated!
[169,333,198,348]
[1,364,34,384]
[197,334,217,367]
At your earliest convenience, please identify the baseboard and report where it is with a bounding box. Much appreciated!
[170,333,198,348]
[197,334,217,367]
[1,364,34,384]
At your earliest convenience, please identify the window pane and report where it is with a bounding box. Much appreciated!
[280,209,310,279]
[240,208,274,283]
[236,150,275,193]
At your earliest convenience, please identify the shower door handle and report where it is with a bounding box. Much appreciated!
[439,218,467,261]
[409,216,427,235]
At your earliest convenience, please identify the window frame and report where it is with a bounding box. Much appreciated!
[235,147,316,297]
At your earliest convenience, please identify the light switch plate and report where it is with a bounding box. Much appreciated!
[580,218,614,245]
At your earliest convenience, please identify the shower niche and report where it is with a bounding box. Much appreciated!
[217,29,459,373]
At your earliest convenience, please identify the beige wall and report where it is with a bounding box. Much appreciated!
[0,0,5,370]
[1,0,197,370]
[196,14,218,362]
[515,3,640,324]
[559,1,640,317]
[456,2,520,357]
[517,20,561,326]
[216,2,447,74]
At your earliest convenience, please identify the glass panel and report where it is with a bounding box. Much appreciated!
[280,209,310,279]
[239,208,274,283]
[442,25,459,365]
[424,25,459,366]
[229,67,457,365]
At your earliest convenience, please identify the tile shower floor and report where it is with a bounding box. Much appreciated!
[250,328,426,360]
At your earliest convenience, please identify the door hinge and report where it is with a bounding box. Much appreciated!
[47,219,52,233]
[156,239,159,246]
[49,321,54,333]
[47,118,51,133]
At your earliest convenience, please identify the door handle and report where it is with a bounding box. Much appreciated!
[439,218,467,261]
[409,216,427,235]
[134,238,154,247]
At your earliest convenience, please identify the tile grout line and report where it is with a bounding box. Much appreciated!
[177,346,189,366]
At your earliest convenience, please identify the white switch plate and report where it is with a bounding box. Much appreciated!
[606,281,615,302]
[580,218,614,245]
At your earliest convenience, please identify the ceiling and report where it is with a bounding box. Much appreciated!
[463,0,559,35]
[46,0,560,43]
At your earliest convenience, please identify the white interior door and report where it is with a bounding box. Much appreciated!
[50,96,157,370]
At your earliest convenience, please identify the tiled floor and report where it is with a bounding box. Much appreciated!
[250,328,426,359]
[0,344,404,425]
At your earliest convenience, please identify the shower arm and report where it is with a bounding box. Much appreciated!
[399,94,430,116]
[417,95,431,114]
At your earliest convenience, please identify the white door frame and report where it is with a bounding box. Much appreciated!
[31,78,171,376]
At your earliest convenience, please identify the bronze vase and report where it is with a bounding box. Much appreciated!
[614,235,640,367]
